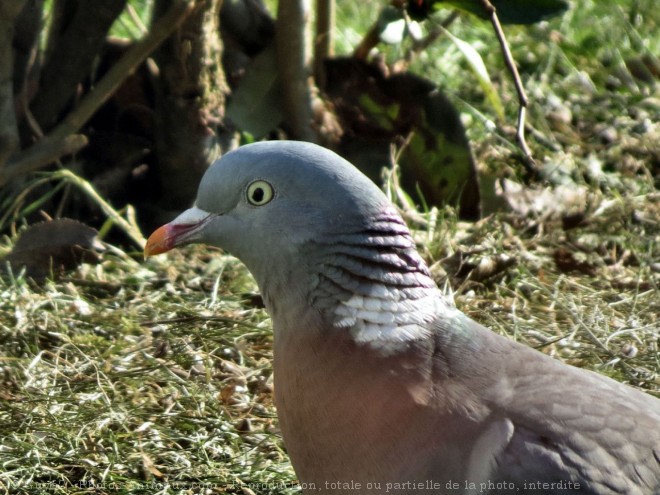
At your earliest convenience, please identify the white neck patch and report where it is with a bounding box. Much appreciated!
[332,285,459,355]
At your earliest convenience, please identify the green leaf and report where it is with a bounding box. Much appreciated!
[441,26,505,121]
[226,45,284,138]
[435,0,568,24]
[324,58,480,219]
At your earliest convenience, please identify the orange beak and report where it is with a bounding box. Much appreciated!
[144,224,176,257]
[144,207,212,257]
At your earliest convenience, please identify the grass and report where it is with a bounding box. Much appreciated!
[0,251,297,494]
[1,0,659,494]
[1,191,657,495]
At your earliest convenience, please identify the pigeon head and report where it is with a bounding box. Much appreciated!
[145,141,445,352]
[145,141,389,277]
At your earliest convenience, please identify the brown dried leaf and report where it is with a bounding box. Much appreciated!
[553,247,597,276]
[2,219,102,280]
[497,179,591,220]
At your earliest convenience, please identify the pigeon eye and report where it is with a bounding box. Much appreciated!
[246,180,274,206]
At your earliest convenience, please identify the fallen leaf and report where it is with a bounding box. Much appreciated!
[2,219,102,281]
[496,179,591,219]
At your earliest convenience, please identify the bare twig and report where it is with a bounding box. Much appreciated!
[0,134,88,186]
[0,0,28,168]
[479,0,536,168]
[314,0,335,87]
[354,6,458,64]
[408,10,459,57]
[353,21,380,61]
[276,0,318,142]
[0,0,194,187]
[50,0,194,143]
[31,0,128,131]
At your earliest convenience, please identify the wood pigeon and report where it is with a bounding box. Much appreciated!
[145,141,659,494]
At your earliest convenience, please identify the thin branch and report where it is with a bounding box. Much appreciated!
[0,0,194,186]
[480,0,535,167]
[276,0,318,142]
[50,0,194,142]
[353,21,380,60]
[416,11,459,50]
[0,0,28,167]
[31,0,129,131]
[0,134,88,187]
[354,7,458,63]
[314,0,335,87]
[406,10,459,63]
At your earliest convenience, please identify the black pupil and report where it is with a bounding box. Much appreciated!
[252,187,265,203]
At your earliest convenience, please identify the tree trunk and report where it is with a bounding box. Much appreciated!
[12,0,44,107]
[276,0,318,142]
[29,0,128,133]
[152,0,227,213]
[0,0,28,167]
[314,0,334,88]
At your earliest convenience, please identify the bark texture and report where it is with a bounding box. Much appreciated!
[152,0,227,211]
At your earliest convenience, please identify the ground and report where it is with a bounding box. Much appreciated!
[0,1,658,494]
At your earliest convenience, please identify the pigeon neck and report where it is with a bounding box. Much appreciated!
[305,208,457,355]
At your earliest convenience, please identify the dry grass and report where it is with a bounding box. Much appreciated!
[1,187,657,494]
[1,0,659,494]
[0,250,298,494]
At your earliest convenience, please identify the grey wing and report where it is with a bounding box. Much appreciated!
[494,360,660,494]
[433,314,660,494]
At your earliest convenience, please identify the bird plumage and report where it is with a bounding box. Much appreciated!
[145,140,660,494]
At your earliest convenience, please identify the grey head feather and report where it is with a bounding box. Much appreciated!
[196,141,387,222]
[191,141,457,353]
